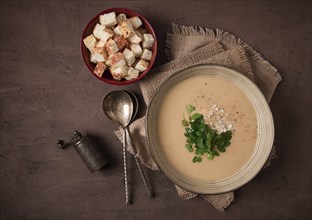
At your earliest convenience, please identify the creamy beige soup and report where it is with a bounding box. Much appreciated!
[157,75,258,181]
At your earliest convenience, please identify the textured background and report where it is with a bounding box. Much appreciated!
[0,0,311,219]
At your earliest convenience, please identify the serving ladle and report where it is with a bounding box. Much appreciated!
[102,91,152,205]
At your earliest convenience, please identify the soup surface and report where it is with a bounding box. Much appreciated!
[157,75,258,181]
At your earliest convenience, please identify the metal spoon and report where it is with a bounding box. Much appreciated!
[123,91,153,198]
[125,91,138,123]
[102,91,133,205]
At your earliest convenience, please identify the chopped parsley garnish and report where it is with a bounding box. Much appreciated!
[182,105,233,162]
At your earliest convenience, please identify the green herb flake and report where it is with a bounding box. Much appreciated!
[181,119,189,127]
[192,156,202,163]
[186,105,196,114]
[207,154,215,160]
[185,143,194,152]
[182,105,233,162]
[190,113,202,121]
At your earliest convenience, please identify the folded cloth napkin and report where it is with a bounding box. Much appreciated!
[115,23,282,211]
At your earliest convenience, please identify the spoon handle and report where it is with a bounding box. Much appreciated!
[123,128,130,205]
[126,127,154,198]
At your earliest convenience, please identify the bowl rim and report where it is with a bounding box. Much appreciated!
[80,7,157,85]
[145,64,274,194]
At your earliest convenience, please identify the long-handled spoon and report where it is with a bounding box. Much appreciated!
[102,91,133,205]
[124,91,153,198]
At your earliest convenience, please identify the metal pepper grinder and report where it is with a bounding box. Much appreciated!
[57,131,108,173]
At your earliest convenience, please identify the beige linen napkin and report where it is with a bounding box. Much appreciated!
[115,23,281,211]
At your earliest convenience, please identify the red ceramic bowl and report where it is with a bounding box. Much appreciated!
[81,8,157,85]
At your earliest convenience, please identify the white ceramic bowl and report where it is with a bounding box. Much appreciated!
[146,65,274,194]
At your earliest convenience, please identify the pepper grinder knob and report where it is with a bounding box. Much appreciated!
[73,131,82,139]
[57,140,66,149]
[57,131,82,149]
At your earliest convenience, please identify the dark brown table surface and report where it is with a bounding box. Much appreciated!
[1,0,311,219]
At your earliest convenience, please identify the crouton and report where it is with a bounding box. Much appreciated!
[130,43,142,57]
[83,34,97,52]
[123,48,136,66]
[129,16,143,29]
[142,33,155,49]
[96,40,105,48]
[93,62,106,77]
[110,65,128,80]
[113,25,123,36]
[93,23,104,39]
[113,34,129,51]
[102,28,114,42]
[117,13,127,24]
[119,20,135,38]
[128,33,142,44]
[125,67,140,80]
[105,39,119,56]
[99,12,117,27]
[93,46,108,60]
[135,59,149,72]
[93,24,113,43]
[107,52,126,67]
[93,46,103,54]
[141,48,152,61]
[90,53,105,63]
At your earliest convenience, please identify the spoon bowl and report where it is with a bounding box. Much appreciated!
[102,91,134,128]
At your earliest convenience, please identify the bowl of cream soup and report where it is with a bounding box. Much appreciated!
[146,65,274,194]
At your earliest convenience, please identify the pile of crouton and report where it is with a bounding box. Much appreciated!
[83,12,155,81]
